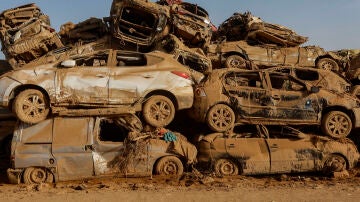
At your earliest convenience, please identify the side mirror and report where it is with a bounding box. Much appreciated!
[310,86,320,93]
[61,60,76,68]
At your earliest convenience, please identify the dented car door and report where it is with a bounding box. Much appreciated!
[52,117,94,181]
[263,73,320,123]
[266,130,318,173]
[54,52,110,105]
[225,133,270,174]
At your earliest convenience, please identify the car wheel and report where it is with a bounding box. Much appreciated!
[321,111,352,138]
[155,156,184,176]
[215,159,239,176]
[143,95,175,127]
[207,104,235,132]
[225,55,247,69]
[23,167,54,184]
[13,89,49,124]
[316,58,339,72]
[323,154,347,174]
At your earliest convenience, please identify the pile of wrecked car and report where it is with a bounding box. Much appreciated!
[0,0,360,184]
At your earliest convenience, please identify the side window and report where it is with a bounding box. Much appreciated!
[224,72,263,88]
[74,54,108,67]
[98,119,127,142]
[269,74,305,91]
[295,69,319,81]
[116,52,147,66]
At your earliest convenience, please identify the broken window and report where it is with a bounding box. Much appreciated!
[269,73,305,91]
[116,52,147,66]
[224,72,263,88]
[98,119,127,142]
[119,7,157,40]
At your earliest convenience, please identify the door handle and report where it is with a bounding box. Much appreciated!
[96,74,106,78]
[270,144,278,149]
[272,95,280,101]
[228,143,235,148]
[143,75,153,79]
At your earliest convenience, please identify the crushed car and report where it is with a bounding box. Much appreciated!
[7,116,197,184]
[197,124,359,176]
[207,40,346,72]
[0,4,63,69]
[190,68,360,138]
[214,12,308,47]
[0,49,196,127]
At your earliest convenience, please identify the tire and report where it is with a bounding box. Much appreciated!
[321,111,352,138]
[215,159,239,176]
[155,156,184,176]
[316,58,339,72]
[225,55,247,69]
[23,167,54,184]
[206,104,235,132]
[13,89,49,124]
[143,95,175,127]
[323,154,347,174]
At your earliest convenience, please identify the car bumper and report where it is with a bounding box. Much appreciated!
[188,95,209,122]
[172,86,194,110]
[7,168,23,184]
[353,108,360,128]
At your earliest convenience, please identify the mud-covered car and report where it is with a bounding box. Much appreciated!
[190,68,360,138]
[110,0,170,48]
[170,2,212,48]
[0,50,195,127]
[207,40,345,72]
[197,125,359,176]
[0,4,63,69]
[7,116,197,184]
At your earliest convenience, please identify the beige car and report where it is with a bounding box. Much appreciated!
[0,50,194,127]
[208,40,345,72]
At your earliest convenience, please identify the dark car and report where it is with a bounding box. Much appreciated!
[197,125,359,176]
[190,68,360,138]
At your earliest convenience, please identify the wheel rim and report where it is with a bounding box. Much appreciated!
[162,161,178,175]
[320,60,336,71]
[217,159,237,176]
[325,155,346,172]
[229,58,245,68]
[22,94,46,119]
[210,107,233,129]
[30,168,47,183]
[149,100,171,122]
[327,114,351,138]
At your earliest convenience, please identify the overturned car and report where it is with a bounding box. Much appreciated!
[197,125,359,176]
[7,116,197,184]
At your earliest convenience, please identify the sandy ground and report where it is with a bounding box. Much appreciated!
[1,169,360,202]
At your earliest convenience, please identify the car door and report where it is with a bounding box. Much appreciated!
[52,117,94,181]
[55,51,110,105]
[223,71,273,121]
[266,127,319,173]
[263,72,320,123]
[225,125,271,174]
[108,51,160,105]
[91,118,149,176]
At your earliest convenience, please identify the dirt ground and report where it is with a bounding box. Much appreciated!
[0,168,360,202]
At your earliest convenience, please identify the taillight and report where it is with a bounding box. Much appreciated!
[171,71,190,80]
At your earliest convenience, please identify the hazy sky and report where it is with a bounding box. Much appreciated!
[1,0,359,59]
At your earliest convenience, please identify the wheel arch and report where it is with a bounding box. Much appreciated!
[315,55,342,68]
[222,51,248,62]
[323,153,350,170]
[322,106,355,126]
[152,154,184,174]
[144,90,179,110]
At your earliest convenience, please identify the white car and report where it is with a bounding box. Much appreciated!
[0,50,194,126]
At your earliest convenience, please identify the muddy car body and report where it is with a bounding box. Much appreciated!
[207,41,344,72]
[110,0,170,48]
[191,68,360,138]
[197,125,359,176]
[0,50,194,127]
[0,3,41,29]
[170,2,212,48]
[7,117,197,184]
